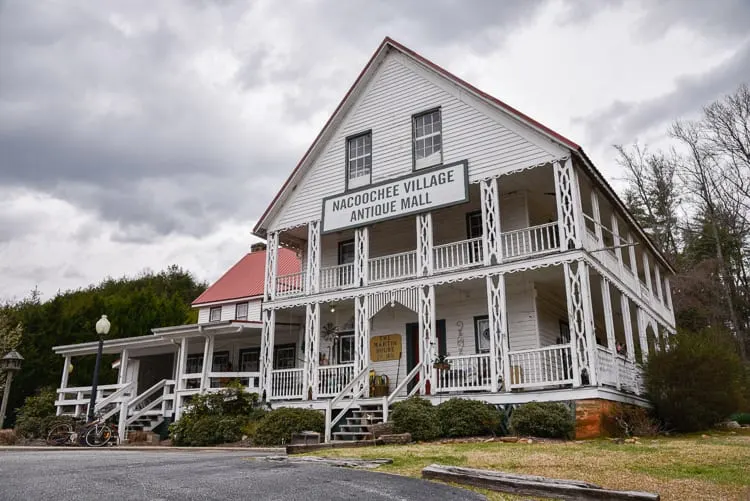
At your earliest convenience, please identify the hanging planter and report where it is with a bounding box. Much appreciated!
[432,354,451,371]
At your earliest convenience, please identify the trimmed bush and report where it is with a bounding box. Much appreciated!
[391,396,441,442]
[251,408,325,446]
[509,402,574,439]
[645,328,746,432]
[436,398,503,437]
[14,387,58,439]
[170,383,266,446]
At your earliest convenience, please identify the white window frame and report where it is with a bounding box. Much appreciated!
[413,108,442,170]
[346,131,372,189]
[235,302,249,321]
[336,332,355,364]
[209,306,222,322]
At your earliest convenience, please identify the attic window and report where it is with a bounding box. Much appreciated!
[413,108,442,170]
[235,302,249,321]
[209,306,222,322]
[346,131,372,189]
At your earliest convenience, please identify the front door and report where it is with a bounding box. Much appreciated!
[405,319,446,393]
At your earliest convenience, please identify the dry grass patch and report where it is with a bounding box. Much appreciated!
[312,432,750,500]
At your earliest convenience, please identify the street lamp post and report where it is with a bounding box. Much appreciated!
[0,350,24,429]
[87,315,111,422]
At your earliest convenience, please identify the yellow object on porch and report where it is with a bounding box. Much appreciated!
[370,334,402,362]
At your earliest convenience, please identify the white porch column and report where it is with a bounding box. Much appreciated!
[601,278,616,351]
[57,355,71,416]
[636,308,649,361]
[117,349,130,385]
[260,308,276,400]
[620,295,636,362]
[416,213,434,276]
[486,273,509,392]
[563,261,597,386]
[643,252,653,296]
[418,285,437,394]
[664,277,673,311]
[174,337,188,421]
[200,335,214,392]
[264,231,279,301]
[306,221,321,294]
[480,177,502,265]
[553,158,584,250]
[591,191,603,244]
[611,214,623,270]
[303,303,320,400]
[654,265,664,304]
[628,233,638,276]
[354,296,371,396]
[354,227,369,286]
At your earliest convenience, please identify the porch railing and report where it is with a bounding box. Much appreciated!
[507,345,574,389]
[596,346,618,387]
[369,250,417,283]
[275,271,306,297]
[433,238,483,273]
[615,355,637,393]
[55,383,130,418]
[320,263,355,291]
[317,363,355,398]
[501,222,559,260]
[209,371,261,393]
[270,368,304,400]
[435,353,492,393]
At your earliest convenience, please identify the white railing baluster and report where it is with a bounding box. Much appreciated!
[507,345,574,390]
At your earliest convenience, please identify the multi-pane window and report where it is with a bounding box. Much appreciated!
[336,333,355,364]
[186,354,204,374]
[338,240,355,265]
[239,348,260,372]
[346,132,372,189]
[466,211,483,239]
[235,302,249,321]
[413,109,442,169]
[273,344,297,369]
[209,306,222,322]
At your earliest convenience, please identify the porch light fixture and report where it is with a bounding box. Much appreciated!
[88,315,111,422]
[329,303,336,314]
[0,350,23,428]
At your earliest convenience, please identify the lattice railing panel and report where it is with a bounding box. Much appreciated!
[354,296,370,396]
[260,308,276,400]
[418,285,436,392]
[416,213,433,276]
[620,294,636,363]
[486,273,507,392]
[303,303,320,399]
[553,159,580,250]
[264,232,279,300]
[563,261,596,385]
[306,221,320,294]
[480,178,502,265]
[354,227,369,287]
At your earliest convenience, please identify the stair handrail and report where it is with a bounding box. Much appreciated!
[386,365,421,406]
[325,366,369,442]
[125,378,168,412]
[126,395,166,426]
[94,381,135,411]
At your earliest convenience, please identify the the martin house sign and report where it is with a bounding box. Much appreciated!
[322,161,468,233]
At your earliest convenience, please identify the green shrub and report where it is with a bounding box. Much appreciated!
[14,387,57,439]
[729,412,750,425]
[436,398,503,437]
[509,402,574,439]
[251,408,325,446]
[644,328,746,432]
[170,383,266,446]
[391,396,441,442]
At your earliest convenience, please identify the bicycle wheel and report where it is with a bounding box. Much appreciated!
[84,424,113,447]
[46,423,73,446]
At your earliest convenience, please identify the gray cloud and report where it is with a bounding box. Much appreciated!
[574,40,750,147]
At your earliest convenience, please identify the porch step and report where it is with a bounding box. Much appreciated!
[332,431,374,440]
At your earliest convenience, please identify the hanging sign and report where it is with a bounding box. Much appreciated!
[370,334,402,362]
[321,161,468,233]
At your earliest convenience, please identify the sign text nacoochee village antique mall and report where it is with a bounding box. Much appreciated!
[322,161,468,233]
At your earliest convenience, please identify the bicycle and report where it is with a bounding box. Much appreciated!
[46,413,118,447]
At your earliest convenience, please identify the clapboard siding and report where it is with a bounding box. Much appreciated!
[220,304,236,321]
[269,52,562,231]
[197,307,210,324]
[247,299,262,322]
[536,288,569,347]
[196,299,263,324]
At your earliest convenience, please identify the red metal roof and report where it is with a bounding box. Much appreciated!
[192,248,301,305]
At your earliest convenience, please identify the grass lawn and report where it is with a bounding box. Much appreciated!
[311,430,750,500]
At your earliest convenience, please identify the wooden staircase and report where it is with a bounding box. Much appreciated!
[332,403,384,442]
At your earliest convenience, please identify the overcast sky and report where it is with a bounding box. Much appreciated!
[1,0,749,302]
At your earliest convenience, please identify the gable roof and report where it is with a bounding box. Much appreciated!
[191,248,301,306]
[253,37,675,274]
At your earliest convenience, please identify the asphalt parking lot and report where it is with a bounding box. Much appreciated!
[0,449,484,500]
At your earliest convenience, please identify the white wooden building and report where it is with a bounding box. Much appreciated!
[53,38,675,442]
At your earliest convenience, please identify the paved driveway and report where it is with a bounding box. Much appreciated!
[0,450,484,500]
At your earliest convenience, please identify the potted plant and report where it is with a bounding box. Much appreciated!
[433,354,451,371]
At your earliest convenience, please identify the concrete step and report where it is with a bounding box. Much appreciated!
[352,410,383,417]
[345,416,383,425]
[339,423,379,432]
[332,431,374,441]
